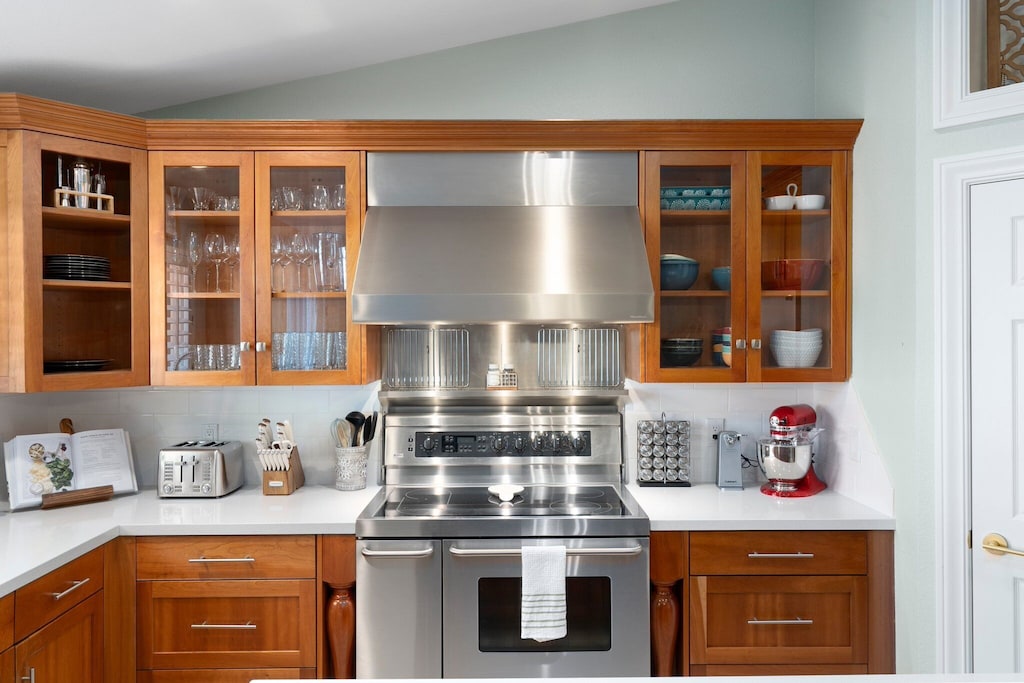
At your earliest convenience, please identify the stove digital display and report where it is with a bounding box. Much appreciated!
[414,430,592,457]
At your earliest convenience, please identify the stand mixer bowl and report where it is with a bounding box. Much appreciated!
[756,438,813,491]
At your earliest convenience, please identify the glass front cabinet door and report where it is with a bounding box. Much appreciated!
[255,151,362,385]
[643,149,849,382]
[149,150,363,386]
[643,151,747,381]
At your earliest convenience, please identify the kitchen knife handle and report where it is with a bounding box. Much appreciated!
[360,547,435,558]
[449,545,643,557]
[191,620,256,630]
[747,552,814,559]
[188,556,255,564]
[747,617,813,625]
[51,577,90,601]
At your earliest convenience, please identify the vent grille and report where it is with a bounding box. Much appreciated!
[537,328,621,388]
[384,328,470,389]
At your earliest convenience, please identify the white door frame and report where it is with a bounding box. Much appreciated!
[936,146,1024,672]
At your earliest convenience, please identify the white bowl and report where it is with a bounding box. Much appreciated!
[764,195,795,210]
[794,194,826,210]
[770,339,822,367]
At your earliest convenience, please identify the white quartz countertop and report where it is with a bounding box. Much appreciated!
[0,482,891,596]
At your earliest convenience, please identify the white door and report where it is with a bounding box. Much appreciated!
[970,176,1024,671]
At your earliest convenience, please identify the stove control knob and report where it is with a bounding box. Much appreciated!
[512,436,527,453]
[532,434,545,451]
[421,436,437,452]
[571,436,587,453]
[492,435,508,453]
[551,433,566,450]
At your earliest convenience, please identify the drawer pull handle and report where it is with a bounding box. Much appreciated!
[21,667,35,683]
[51,577,90,601]
[747,552,814,559]
[449,545,643,558]
[191,620,257,630]
[747,617,814,625]
[361,547,435,558]
[187,556,256,563]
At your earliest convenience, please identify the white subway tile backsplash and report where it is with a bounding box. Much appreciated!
[189,388,261,415]
[119,388,190,415]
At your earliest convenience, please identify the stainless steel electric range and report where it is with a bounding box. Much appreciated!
[355,392,650,679]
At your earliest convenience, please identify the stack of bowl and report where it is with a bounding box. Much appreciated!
[661,338,703,367]
[768,328,823,368]
[711,327,731,367]
[711,266,731,291]
[660,254,699,290]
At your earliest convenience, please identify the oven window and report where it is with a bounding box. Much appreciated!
[477,577,611,652]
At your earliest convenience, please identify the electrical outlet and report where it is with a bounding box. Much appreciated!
[707,418,725,438]
[202,423,219,441]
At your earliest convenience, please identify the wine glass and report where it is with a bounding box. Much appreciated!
[271,234,290,292]
[290,233,314,291]
[187,230,203,292]
[204,233,228,293]
[225,233,240,292]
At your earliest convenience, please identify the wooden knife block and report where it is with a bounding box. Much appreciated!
[261,446,305,495]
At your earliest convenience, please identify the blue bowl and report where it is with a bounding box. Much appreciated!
[660,257,699,290]
[711,266,731,291]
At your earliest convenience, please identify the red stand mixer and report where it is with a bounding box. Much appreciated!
[756,404,827,497]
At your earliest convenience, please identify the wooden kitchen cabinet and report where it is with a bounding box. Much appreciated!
[1,593,12,683]
[15,592,103,683]
[0,121,149,392]
[643,145,852,382]
[649,530,894,677]
[135,535,317,679]
[148,150,365,386]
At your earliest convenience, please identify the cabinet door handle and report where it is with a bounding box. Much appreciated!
[191,620,256,630]
[747,552,814,559]
[51,577,90,600]
[751,339,762,350]
[240,341,252,352]
[734,339,746,350]
[21,668,35,683]
[747,617,813,625]
[187,556,255,564]
[255,341,267,352]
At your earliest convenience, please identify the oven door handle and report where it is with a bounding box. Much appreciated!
[361,547,435,558]
[448,545,644,558]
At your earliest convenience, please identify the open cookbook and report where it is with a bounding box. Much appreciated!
[3,428,137,510]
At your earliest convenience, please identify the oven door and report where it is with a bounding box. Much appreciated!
[442,537,650,678]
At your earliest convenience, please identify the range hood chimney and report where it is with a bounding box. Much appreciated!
[351,152,654,325]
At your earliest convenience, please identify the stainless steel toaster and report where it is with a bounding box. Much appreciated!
[158,440,245,498]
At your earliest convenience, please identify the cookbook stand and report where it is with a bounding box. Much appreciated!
[260,445,305,495]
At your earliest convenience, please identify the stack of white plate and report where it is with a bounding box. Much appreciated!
[44,254,111,281]
[769,328,822,367]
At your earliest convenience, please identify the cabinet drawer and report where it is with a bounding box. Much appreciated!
[137,579,316,669]
[137,536,315,580]
[14,545,104,641]
[137,667,315,681]
[691,664,868,676]
[689,575,867,665]
[0,593,12,650]
[689,531,867,575]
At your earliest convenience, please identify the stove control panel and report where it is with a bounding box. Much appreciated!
[412,430,592,457]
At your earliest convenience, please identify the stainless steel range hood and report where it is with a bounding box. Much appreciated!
[351,152,654,324]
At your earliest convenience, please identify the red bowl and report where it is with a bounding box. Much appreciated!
[761,259,827,290]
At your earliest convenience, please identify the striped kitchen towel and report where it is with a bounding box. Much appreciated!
[521,544,567,642]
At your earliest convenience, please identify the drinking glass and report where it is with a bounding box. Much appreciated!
[204,233,228,293]
[168,186,184,211]
[271,234,291,292]
[313,232,342,291]
[187,230,204,292]
[291,233,316,291]
[190,187,212,211]
[224,233,240,292]
[330,184,346,209]
[310,183,330,211]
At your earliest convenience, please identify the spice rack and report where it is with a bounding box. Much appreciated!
[636,414,691,486]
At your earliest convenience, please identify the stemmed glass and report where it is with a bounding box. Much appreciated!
[204,233,228,293]
[187,230,204,292]
[290,233,314,291]
[225,233,240,292]
[271,234,290,292]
